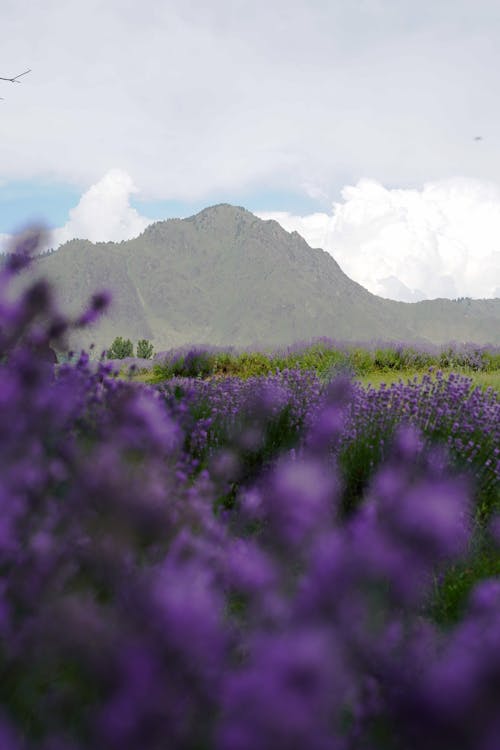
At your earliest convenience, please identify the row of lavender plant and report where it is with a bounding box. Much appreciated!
[0,230,499,749]
[148,338,500,381]
[156,368,499,520]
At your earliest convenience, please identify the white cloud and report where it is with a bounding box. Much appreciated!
[1,1,500,202]
[0,169,154,254]
[256,177,500,301]
[2,170,499,303]
[49,168,154,248]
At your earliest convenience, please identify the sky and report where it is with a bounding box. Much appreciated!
[1,0,499,301]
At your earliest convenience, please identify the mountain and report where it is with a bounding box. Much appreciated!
[10,203,500,353]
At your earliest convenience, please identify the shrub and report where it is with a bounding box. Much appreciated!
[347,346,373,374]
[231,352,274,379]
[136,338,154,359]
[212,351,237,376]
[106,335,133,359]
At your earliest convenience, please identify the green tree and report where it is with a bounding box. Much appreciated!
[107,336,133,359]
[136,339,154,359]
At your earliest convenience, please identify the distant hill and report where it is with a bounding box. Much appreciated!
[9,203,500,353]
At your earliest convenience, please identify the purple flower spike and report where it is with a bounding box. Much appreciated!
[0,715,24,750]
[218,628,348,750]
[468,579,500,615]
[259,456,339,548]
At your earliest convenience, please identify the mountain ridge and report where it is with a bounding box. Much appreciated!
[9,203,500,353]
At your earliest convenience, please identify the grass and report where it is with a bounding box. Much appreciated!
[128,365,500,397]
[428,529,500,626]
[356,368,500,394]
[114,341,500,395]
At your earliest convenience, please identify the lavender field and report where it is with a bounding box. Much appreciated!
[1,232,500,749]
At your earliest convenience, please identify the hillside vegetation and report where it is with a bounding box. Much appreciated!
[8,204,500,354]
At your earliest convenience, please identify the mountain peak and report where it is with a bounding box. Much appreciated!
[24,203,500,352]
[187,203,256,224]
[193,202,251,216]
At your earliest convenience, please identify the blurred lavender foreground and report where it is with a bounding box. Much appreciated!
[0,229,500,750]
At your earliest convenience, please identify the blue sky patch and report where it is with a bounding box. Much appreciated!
[0,180,326,234]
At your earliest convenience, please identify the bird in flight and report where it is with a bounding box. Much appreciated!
[0,68,31,100]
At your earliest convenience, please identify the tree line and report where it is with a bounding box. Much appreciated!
[106,337,154,360]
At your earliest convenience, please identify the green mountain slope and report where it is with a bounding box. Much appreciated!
[11,203,500,353]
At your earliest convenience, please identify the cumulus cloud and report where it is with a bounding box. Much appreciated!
[50,168,154,247]
[0,169,155,254]
[256,177,500,301]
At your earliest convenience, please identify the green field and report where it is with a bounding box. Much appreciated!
[123,342,500,397]
[356,368,500,394]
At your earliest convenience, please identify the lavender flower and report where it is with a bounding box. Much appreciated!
[0,229,498,749]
